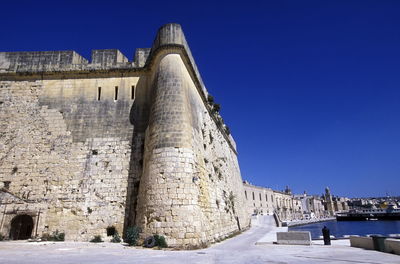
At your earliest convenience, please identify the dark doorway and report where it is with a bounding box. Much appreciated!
[106,226,116,236]
[10,214,34,240]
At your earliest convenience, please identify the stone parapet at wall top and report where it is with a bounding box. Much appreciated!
[0,23,237,153]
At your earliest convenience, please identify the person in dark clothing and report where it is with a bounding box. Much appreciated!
[322,226,331,245]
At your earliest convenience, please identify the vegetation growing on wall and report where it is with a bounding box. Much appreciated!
[207,94,231,136]
[111,232,121,243]
[41,230,65,241]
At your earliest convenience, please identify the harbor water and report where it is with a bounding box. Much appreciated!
[289,220,400,239]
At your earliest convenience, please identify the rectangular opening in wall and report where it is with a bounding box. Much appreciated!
[114,86,118,101]
[106,226,116,236]
[97,87,101,101]
[131,85,135,100]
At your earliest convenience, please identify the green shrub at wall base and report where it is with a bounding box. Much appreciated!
[90,235,103,243]
[111,232,121,243]
[154,234,168,248]
[125,226,141,246]
[41,230,65,241]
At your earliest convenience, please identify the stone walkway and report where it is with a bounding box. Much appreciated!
[0,222,399,264]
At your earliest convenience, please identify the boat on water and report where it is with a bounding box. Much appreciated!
[336,205,400,221]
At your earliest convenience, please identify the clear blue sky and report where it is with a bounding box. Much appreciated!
[1,0,399,197]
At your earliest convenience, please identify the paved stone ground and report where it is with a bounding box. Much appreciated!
[0,224,399,264]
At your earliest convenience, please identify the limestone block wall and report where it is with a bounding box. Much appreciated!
[135,53,249,248]
[0,23,251,247]
[0,79,135,240]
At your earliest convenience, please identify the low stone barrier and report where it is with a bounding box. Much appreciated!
[349,236,374,250]
[276,231,311,245]
[384,239,400,255]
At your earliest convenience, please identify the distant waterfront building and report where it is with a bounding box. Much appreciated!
[242,181,274,216]
[348,196,398,210]
[273,190,296,221]
[333,197,350,212]
[295,193,326,219]
[292,196,304,220]
[242,182,302,222]
[243,180,350,223]
[324,187,335,216]
[321,187,350,216]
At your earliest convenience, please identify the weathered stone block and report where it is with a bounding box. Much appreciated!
[384,238,400,255]
[350,236,374,250]
[276,231,312,245]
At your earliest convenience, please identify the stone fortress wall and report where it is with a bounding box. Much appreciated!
[0,24,250,248]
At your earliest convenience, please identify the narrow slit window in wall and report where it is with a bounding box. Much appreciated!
[114,86,118,101]
[131,85,135,100]
[97,87,101,101]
